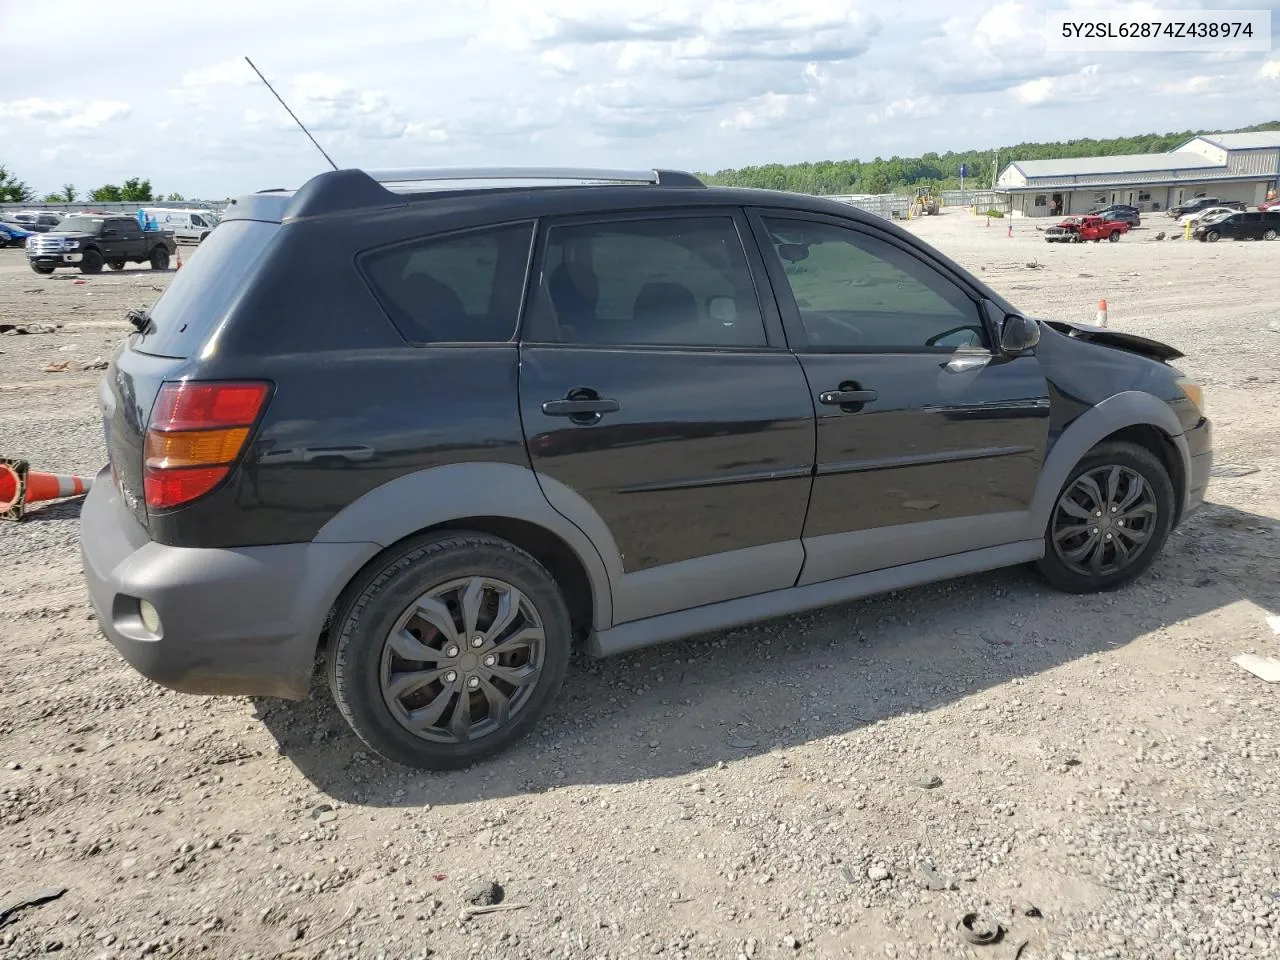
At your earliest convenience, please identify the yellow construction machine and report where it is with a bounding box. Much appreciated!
[911,186,941,216]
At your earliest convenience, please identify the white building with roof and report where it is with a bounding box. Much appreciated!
[996,130,1280,217]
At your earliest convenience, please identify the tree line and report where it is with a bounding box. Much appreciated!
[0,170,184,204]
[699,121,1280,195]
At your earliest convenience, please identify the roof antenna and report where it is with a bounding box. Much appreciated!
[244,56,339,171]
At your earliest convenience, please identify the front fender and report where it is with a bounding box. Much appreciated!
[1027,390,1190,536]
[312,461,616,628]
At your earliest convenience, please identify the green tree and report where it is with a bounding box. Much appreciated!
[865,171,891,194]
[0,165,33,202]
[90,178,153,203]
[164,192,185,202]
[43,185,77,203]
[120,178,153,202]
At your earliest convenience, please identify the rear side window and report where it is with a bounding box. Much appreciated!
[134,219,279,359]
[361,223,534,344]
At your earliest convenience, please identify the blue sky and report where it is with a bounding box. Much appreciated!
[1,0,1278,199]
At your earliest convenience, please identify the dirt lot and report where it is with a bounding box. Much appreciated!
[1,212,1277,960]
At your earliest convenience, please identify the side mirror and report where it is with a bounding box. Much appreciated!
[1000,313,1040,356]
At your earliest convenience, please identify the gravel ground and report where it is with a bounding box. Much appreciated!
[1,213,1278,960]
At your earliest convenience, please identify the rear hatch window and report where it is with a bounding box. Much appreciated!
[132,219,279,359]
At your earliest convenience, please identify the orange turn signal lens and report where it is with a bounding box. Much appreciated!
[144,427,250,469]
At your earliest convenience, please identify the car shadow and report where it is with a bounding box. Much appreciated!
[12,496,87,523]
[256,499,1275,807]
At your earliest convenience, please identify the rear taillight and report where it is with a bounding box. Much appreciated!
[144,381,270,510]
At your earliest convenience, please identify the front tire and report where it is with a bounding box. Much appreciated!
[327,531,573,770]
[1108,231,1120,242]
[1205,230,1220,243]
[1035,442,1175,594]
[79,249,103,274]
[30,264,55,275]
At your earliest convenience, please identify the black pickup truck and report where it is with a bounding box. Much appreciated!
[26,214,178,275]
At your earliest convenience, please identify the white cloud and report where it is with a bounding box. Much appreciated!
[1009,64,1109,105]
[62,101,131,130]
[1157,74,1230,96]
[1260,60,1280,81]
[0,97,130,130]
[866,96,945,125]
[0,98,78,121]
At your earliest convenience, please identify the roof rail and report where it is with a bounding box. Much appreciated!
[363,166,704,188]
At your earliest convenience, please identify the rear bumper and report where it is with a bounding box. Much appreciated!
[1183,416,1212,519]
[79,467,377,700]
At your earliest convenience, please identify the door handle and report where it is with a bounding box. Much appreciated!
[542,398,620,416]
[819,389,877,405]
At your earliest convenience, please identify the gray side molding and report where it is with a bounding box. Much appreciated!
[312,462,616,628]
[1026,390,1190,536]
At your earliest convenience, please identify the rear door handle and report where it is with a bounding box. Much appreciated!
[542,398,620,416]
[819,389,877,405]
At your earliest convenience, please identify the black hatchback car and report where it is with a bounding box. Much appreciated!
[1193,210,1280,242]
[80,167,1212,769]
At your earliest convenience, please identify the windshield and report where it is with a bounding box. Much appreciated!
[53,216,106,233]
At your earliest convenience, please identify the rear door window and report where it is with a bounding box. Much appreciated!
[525,216,767,347]
[360,223,534,344]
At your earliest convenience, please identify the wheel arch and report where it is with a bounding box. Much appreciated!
[310,462,618,655]
[1029,391,1191,535]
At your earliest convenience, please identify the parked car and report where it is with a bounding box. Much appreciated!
[141,207,219,244]
[1087,205,1140,226]
[1193,210,1280,242]
[1043,215,1131,242]
[26,214,177,274]
[1177,205,1236,227]
[8,210,64,233]
[1258,198,1280,212]
[1168,197,1245,219]
[0,221,33,248]
[79,165,1213,769]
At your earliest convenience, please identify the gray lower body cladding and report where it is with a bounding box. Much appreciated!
[80,468,377,700]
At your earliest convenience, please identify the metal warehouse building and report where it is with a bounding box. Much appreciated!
[996,131,1280,217]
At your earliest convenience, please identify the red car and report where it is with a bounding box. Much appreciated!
[1043,215,1131,243]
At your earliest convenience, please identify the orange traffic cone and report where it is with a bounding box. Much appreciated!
[1,458,94,521]
[175,247,184,270]
[1096,298,1108,327]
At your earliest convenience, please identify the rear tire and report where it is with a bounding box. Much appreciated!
[108,260,126,271]
[327,531,573,770]
[1264,228,1277,241]
[79,249,103,274]
[1034,442,1175,594]
[149,247,170,270]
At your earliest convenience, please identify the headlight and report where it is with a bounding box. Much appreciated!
[65,240,79,249]
[1176,377,1204,415]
